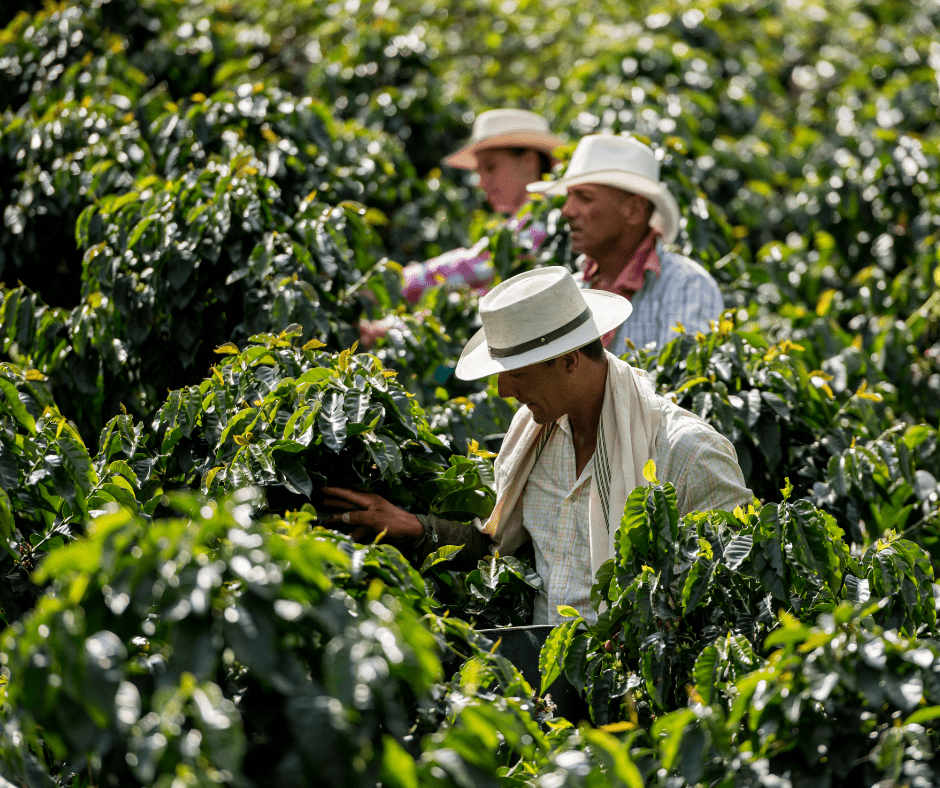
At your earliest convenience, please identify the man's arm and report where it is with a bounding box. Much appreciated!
[412,514,494,570]
[320,487,492,570]
[655,409,753,516]
[673,436,752,515]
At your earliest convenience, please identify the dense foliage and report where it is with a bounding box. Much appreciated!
[1,0,939,784]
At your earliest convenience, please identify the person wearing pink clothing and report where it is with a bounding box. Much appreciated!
[400,109,564,303]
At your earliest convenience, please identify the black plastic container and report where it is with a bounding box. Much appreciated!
[477,624,591,723]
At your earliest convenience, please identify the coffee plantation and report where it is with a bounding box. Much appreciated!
[1,0,940,785]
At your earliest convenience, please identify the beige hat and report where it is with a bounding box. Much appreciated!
[527,134,681,243]
[455,267,632,380]
[443,109,565,170]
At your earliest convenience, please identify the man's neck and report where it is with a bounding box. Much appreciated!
[566,357,609,442]
[590,228,648,280]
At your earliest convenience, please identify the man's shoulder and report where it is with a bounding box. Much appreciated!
[655,396,730,455]
[658,246,719,287]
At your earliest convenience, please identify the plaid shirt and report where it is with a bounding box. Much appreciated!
[523,400,750,626]
[581,241,724,352]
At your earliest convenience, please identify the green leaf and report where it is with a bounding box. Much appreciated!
[380,735,418,788]
[539,619,580,696]
[580,728,645,788]
[653,709,697,772]
[723,533,753,571]
[420,544,463,573]
[344,389,371,423]
[681,555,715,615]
[280,458,313,498]
[318,391,348,453]
[693,644,721,705]
[433,487,494,521]
[0,489,18,559]
[0,378,35,434]
[57,430,96,492]
[905,706,940,725]
[645,484,679,547]
[296,368,333,386]
[844,574,871,603]
[618,487,651,564]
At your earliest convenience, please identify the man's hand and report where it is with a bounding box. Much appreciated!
[320,486,423,545]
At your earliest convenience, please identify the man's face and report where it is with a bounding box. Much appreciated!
[475,148,540,214]
[561,183,632,259]
[497,359,566,425]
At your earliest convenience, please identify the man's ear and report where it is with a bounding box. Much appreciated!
[562,350,581,374]
[622,193,650,225]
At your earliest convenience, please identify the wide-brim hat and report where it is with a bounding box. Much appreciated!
[455,267,632,380]
[444,109,565,170]
[527,134,681,243]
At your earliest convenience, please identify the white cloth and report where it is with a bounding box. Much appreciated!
[482,352,663,577]
[480,352,752,623]
[520,398,752,624]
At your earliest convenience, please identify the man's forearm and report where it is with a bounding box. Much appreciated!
[411,514,493,570]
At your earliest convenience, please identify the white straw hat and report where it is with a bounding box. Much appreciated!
[443,109,565,170]
[527,134,681,243]
[455,267,632,380]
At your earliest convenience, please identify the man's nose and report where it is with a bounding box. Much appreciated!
[561,196,575,219]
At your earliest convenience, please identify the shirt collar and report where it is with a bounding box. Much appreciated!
[582,229,661,300]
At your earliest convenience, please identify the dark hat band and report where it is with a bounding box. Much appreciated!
[487,307,592,359]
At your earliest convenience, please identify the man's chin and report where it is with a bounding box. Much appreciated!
[526,406,553,425]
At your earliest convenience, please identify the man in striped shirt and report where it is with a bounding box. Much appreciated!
[528,134,724,354]
[324,268,750,625]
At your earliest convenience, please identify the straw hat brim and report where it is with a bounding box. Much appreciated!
[444,131,566,170]
[455,289,632,380]
[528,169,681,244]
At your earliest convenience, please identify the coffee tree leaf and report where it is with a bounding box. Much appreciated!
[539,619,580,697]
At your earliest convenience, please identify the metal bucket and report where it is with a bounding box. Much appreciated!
[477,624,590,723]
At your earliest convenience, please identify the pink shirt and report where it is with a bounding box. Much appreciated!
[582,228,661,299]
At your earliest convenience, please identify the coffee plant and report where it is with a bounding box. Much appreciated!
[1,0,940,784]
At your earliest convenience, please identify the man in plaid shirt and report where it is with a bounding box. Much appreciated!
[325,267,750,625]
[528,134,725,353]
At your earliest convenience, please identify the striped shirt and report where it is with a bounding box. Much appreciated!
[522,401,750,626]
[585,241,724,353]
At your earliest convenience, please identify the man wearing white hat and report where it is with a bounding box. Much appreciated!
[527,134,724,352]
[324,267,750,625]
[398,108,564,304]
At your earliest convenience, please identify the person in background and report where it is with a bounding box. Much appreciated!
[399,108,564,304]
[527,134,724,353]
[325,267,751,626]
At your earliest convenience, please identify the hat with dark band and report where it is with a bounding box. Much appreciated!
[455,267,632,380]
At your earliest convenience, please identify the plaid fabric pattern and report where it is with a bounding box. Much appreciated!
[587,241,725,352]
[523,416,595,626]
[522,399,750,626]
